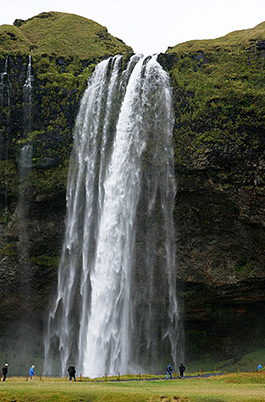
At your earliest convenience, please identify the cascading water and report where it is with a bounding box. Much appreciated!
[17,144,33,264]
[0,56,11,112]
[23,55,33,134]
[17,55,34,276]
[44,54,179,377]
[0,56,12,209]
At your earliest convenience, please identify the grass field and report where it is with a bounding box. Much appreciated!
[0,373,265,402]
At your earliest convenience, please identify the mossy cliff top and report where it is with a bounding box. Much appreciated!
[0,12,133,202]
[158,21,265,197]
[0,11,133,59]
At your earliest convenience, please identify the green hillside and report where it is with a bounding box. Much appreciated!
[167,21,265,54]
[0,11,133,58]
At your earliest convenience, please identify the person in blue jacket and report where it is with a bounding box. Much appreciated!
[166,363,173,380]
[257,363,263,372]
[29,365,35,380]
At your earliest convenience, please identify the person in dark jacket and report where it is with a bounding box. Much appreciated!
[166,363,173,380]
[68,364,76,381]
[179,363,186,378]
[2,363,8,381]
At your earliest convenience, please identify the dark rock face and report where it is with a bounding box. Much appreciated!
[174,177,265,360]
[0,53,91,371]
[256,40,265,50]
[158,46,265,361]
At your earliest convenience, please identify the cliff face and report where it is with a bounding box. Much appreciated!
[158,23,265,360]
[0,12,133,370]
[0,14,264,368]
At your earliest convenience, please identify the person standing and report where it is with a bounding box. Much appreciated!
[179,363,186,378]
[2,363,8,381]
[166,363,173,380]
[29,365,35,380]
[257,363,263,372]
[67,364,76,381]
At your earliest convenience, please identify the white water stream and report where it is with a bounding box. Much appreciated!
[44,55,179,377]
[17,55,34,272]
[23,55,33,134]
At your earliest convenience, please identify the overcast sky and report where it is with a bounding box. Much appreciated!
[1,0,265,55]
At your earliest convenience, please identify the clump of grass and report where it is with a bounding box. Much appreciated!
[221,372,265,384]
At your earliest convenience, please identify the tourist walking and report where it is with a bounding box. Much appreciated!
[68,364,76,381]
[179,363,186,378]
[2,363,8,381]
[166,363,173,380]
[29,365,35,380]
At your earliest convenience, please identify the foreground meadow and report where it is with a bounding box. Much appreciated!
[0,373,265,402]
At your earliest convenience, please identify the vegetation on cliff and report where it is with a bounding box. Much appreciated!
[163,22,265,193]
[158,21,265,267]
[157,22,265,361]
[0,12,133,200]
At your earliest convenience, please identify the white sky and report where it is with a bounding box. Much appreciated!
[1,0,265,55]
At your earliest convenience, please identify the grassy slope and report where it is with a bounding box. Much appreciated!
[0,373,265,402]
[167,22,265,53]
[186,348,265,373]
[0,25,32,53]
[0,11,133,58]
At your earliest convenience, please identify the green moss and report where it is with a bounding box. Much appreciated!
[0,243,17,257]
[31,254,59,268]
[162,21,265,193]
[235,262,256,276]
[28,163,69,198]
[0,25,32,55]
[0,160,18,197]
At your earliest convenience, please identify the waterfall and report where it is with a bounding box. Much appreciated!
[17,55,34,281]
[23,55,33,135]
[0,56,11,111]
[0,56,12,211]
[44,54,179,377]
